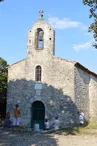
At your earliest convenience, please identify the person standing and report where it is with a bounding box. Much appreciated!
[79,111,85,126]
[13,104,21,126]
[54,116,60,130]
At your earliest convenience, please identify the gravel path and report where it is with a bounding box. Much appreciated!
[0,128,97,146]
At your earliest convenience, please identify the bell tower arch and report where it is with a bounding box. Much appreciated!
[27,10,55,58]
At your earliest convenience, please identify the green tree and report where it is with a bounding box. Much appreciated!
[0,57,8,118]
[83,0,97,48]
[0,57,8,99]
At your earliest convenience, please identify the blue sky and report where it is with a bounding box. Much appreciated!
[0,0,97,73]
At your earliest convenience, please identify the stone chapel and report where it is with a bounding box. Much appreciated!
[7,10,97,129]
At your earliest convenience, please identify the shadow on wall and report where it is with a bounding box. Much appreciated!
[7,79,86,128]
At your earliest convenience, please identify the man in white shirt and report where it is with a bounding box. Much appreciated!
[45,119,50,130]
[54,116,60,130]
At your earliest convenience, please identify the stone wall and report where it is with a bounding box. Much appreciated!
[21,54,78,127]
[7,59,26,119]
[89,74,97,122]
[50,57,78,127]
[74,66,90,121]
[53,57,74,100]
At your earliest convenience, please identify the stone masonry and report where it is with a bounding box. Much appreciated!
[7,11,97,128]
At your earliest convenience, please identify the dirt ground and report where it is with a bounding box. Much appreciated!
[0,128,97,146]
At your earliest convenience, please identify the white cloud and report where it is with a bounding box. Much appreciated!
[84,32,92,36]
[73,39,94,52]
[48,17,87,30]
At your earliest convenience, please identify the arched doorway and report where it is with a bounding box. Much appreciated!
[31,101,45,129]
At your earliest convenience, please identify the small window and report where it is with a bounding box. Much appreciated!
[35,66,41,82]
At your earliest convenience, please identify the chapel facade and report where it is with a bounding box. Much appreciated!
[7,10,97,128]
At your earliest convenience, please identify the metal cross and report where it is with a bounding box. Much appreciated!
[39,10,44,19]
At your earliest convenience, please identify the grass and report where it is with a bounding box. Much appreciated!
[51,123,97,136]
[76,123,97,135]
[83,122,97,129]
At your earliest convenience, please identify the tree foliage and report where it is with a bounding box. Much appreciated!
[83,0,97,48]
[0,57,8,101]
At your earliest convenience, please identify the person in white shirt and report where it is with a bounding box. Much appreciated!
[44,119,50,130]
[54,116,60,130]
[79,111,85,126]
